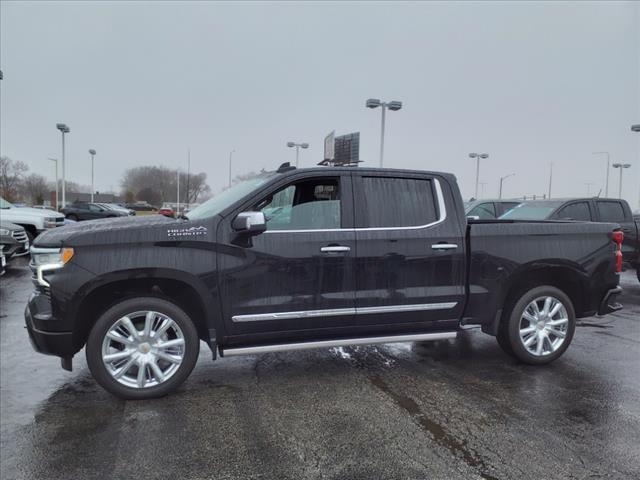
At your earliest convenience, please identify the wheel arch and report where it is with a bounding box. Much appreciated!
[70,268,221,355]
[483,261,589,336]
[501,262,588,318]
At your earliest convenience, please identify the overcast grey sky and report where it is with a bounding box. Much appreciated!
[1,1,638,206]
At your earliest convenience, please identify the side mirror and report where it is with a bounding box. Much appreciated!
[467,215,480,221]
[232,211,267,235]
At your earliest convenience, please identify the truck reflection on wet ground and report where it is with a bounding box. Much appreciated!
[1,258,639,479]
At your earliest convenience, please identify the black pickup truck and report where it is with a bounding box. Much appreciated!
[26,165,624,399]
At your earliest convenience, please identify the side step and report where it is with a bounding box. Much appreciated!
[220,331,457,357]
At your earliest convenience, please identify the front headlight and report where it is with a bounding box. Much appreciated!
[30,247,74,287]
[44,217,58,228]
[0,228,9,236]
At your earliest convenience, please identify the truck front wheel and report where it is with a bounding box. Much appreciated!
[86,297,200,399]
[497,285,576,365]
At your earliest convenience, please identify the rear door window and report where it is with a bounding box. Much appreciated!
[356,176,438,228]
[596,201,626,223]
[555,202,592,221]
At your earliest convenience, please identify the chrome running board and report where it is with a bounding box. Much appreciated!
[220,331,457,357]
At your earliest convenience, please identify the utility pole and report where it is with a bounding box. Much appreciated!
[228,149,235,188]
[89,149,96,203]
[592,152,610,197]
[48,158,59,209]
[186,148,191,211]
[547,163,553,199]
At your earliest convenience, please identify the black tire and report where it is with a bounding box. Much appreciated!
[497,285,575,365]
[86,297,200,400]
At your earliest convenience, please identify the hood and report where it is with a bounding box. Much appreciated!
[0,220,23,231]
[34,214,176,247]
[3,206,64,218]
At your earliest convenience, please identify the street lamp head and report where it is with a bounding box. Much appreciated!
[300,143,309,149]
[287,142,295,148]
[468,153,478,158]
[366,98,381,109]
[622,163,631,168]
[631,124,640,132]
[56,123,70,133]
[387,101,402,111]
[89,149,96,155]
[479,153,489,159]
[612,163,622,168]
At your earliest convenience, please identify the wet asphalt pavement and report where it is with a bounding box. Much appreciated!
[1,257,639,480]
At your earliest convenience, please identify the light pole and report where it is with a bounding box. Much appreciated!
[499,173,515,199]
[612,163,631,198]
[592,152,610,197]
[48,158,59,209]
[547,163,553,199]
[88,149,96,203]
[366,98,402,167]
[286,142,309,167]
[228,149,235,187]
[56,123,70,207]
[469,153,489,199]
[479,182,487,197]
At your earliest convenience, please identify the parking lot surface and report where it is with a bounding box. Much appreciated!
[1,257,639,480]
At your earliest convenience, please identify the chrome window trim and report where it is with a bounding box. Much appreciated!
[232,301,457,323]
[263,177,447,234]
[221,331,457,357]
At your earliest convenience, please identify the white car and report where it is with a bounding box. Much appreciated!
[0,197,65,242]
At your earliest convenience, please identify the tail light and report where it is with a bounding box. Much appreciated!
[612,230,624,273]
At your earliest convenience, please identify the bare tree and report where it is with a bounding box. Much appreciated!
[0,156,29,202]
[121,166,211,206]
[23,173,49,205]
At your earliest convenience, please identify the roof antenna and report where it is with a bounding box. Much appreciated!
[277,162,296,173]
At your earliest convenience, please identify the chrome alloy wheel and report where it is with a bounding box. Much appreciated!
[519,296,569,356]
[101,311,185,389]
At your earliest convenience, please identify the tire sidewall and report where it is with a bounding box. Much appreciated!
[86,296,200,400]
[507,285,576,365]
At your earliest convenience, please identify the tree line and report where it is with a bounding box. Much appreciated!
[0,156,212,207]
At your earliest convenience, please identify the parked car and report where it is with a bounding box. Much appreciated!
[501,197,640,281]
[26,164,623,399]
[60,202,130,221]
[97,203,135,216]
[126,201,156,212]
[31,205,56,211]
[158,207,175,218]
[464,199,521,219]
[0,221,30,261]
[0,197,65,242]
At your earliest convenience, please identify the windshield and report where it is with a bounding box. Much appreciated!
[186,173,275,220]
[0,198,15,209]
[500,203,560,220]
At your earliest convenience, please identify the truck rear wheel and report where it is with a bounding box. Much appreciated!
[86,297,200,399]
[497,285,575,365]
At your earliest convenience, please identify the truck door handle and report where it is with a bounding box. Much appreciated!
[431,243,458,251]
[321,246,351,253]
